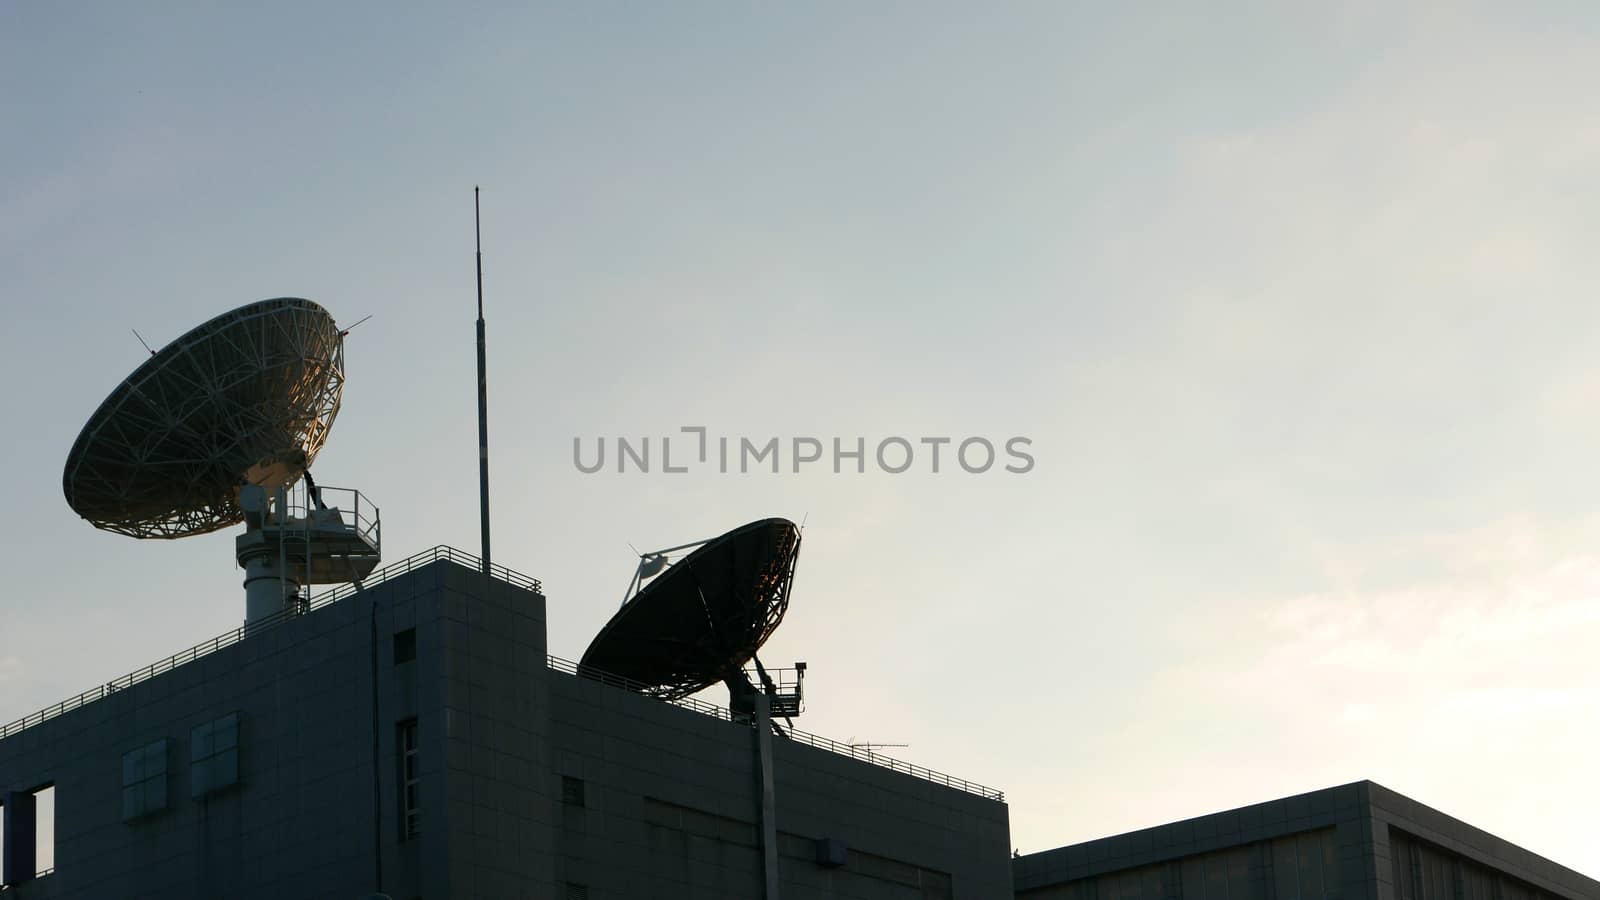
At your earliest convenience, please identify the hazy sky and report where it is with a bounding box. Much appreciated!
[4,1,1599,878]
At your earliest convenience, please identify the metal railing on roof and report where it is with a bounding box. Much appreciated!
[547,654,738,722]
[545,654,1005,802]
[0,557,1002,804]
[0,546,540,742]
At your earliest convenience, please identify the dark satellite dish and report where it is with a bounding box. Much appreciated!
[581,517,801,702]
[63,298,345,539]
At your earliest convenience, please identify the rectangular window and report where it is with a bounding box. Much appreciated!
[561,775,585,807]
[399,719,419,839]
[123,739,170,821]
[394,628,417,664]
[190,713,240,797]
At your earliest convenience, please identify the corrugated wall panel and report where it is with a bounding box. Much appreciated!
[1021,829,1341,900]
[1389,830,1560,900]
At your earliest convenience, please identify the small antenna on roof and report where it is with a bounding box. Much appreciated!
[131,328,155,356]
[339,314,373,337]
[474,187,492,575]
[848,741,909,757]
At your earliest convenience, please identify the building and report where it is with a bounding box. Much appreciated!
[0,547,1013,899]
[1014,781,1598,900]
[3,549,1595,900]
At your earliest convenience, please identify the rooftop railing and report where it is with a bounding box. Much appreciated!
[0,545,540,742]
[546,654,1005,802]
[0,553,1003,804]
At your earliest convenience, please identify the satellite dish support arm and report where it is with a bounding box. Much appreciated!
[618,536,717,608]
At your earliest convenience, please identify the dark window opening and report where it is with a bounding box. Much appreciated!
[394,628,417,664]
[815,836,848,867]
[399,719,420,839]
[0,784,54,886]
[561,775,585,807]
[122,739,170,821]
[565,883,589,900]
[191,713,240,797]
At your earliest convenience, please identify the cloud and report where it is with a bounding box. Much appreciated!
[1238,518,1600,712]
[1095,516,1600,874]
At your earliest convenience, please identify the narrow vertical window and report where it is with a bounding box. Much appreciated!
[561,775,585,807]
[32,786,53,877]
[393,628,416,664]
[398,719,419,839]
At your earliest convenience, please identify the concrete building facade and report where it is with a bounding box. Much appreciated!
[1014,782,1597,900]
[0,548,1012,899]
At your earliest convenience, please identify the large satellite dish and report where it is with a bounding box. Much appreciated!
[63,298,345,539]
[581,518,801,702]
[62,297,379,626]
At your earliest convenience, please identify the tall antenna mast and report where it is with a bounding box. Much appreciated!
[475,187,492,575]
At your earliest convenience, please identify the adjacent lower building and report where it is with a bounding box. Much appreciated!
[1014,781,1598,900]
[0,547,1012,899]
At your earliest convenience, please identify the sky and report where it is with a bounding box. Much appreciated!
[3,0,1599,879]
